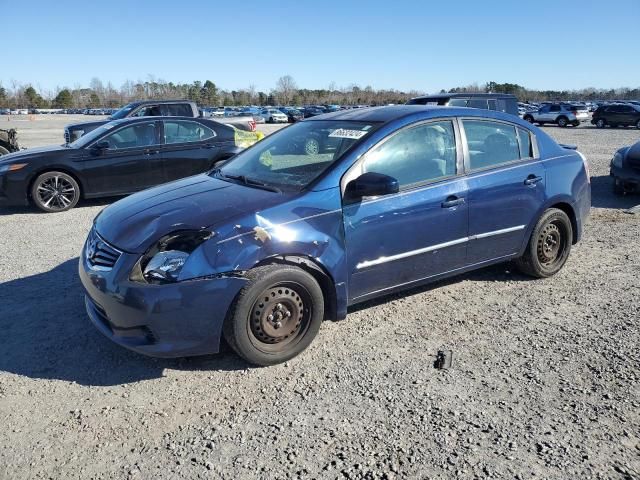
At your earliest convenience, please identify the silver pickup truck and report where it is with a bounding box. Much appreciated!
[523,103,591,128]
[64,100,256,143]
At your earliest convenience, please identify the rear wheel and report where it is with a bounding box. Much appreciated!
[515,208,573,278]
[523,115,534,124]
[0,145,9,156]
[557,116,568,128]
[223,265,324,366]
[31,171,80,212]
[596,118,606,128]
[636,119,640,129]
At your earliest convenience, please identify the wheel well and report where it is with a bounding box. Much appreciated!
[254,255,338,321]
[28,168,84,200]
[550,202,578,244]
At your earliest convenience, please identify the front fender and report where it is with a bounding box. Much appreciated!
[177,188,349,318]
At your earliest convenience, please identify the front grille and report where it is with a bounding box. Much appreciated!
[64,128,70,144]
[85,228,121,270]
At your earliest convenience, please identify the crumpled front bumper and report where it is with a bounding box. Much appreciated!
[79,237,247,358]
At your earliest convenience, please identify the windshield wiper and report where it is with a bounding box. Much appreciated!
[214,170,281,193]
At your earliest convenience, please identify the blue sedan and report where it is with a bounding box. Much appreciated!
[79,106,591,366]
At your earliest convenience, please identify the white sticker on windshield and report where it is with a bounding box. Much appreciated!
[329,128,368,139]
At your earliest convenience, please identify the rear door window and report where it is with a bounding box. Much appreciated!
[462,120,521,171]
[163,121,215,144]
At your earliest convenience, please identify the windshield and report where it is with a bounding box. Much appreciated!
[109,103,136,120]
[69,122,120,148]
[214,120,380,191]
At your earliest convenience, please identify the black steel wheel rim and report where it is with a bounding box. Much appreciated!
[536,221,567,267]
[36,175,76,210]
[248,282,313,353]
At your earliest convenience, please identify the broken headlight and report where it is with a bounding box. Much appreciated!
[130,230,214,284]
[612,152,624,169]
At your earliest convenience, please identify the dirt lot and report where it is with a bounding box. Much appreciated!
[0,115,639,479]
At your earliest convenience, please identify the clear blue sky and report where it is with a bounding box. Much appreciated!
[3,0,639,94]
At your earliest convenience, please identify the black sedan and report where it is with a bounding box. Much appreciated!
[0,117,261,212]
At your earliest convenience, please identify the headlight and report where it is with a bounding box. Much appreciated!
[131,229,214,284]
[612,152,624,168]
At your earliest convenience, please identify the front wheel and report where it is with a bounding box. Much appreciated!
[31,171,80,212]
[0,145,10,156]
[515,208,573,278]
[223,265,324,366]
[523,115,534,124]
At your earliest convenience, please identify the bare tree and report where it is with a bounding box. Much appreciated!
[274,75,297,105]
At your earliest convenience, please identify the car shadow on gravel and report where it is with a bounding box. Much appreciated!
[0,258,248,386]
[590,175,640,210]
[348,263,534,313]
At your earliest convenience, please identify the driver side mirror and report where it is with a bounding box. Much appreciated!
[90,141,110,155]
[345,172,399,200]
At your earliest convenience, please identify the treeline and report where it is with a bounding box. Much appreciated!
[1,77,639,109]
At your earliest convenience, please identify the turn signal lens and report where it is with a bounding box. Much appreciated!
[0,163,28,172]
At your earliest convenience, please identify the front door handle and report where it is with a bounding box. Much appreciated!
[441,196,465,208]
[524,175,543,186]
[144,149,160,155]
[204,143,216,149]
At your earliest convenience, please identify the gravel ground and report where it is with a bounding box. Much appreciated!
[0,116,639,479]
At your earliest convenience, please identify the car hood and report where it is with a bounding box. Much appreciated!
[65,120,108,131]
[0,144,69,163]
[95,174,286,253]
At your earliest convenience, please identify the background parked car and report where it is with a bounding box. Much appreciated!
[0,117,262,212]
[258,108,288,123]
[610,139,640,194]
[279,107,303,122]
[591,104,640,129]
[406,93,518,116]
[523,104,590,127]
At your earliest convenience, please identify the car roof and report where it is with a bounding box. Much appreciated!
[128,99,194,106]
[304,105,520,124]
[410,93,517,100]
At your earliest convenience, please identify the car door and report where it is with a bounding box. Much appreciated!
[161,120,221,182]
[461,119,546,264]
[81,120,164,195]
[342,119,469,302]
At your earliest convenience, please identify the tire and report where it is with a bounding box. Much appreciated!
[572,122,580,127]
[523,115,534,124]
[0,145,10,156]
[557,116,568,128]
[636,119,640,129]
[595,118,606,128]
[223,265,324,366]
[31,171,81,212]
[304,137,320,155]
[515,208,573,278]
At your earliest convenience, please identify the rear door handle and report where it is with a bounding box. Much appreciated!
[144,149,160,155]
[524,175,543,186]
[441,196,465,208]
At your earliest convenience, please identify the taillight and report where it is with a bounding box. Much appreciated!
[249,120,256,132]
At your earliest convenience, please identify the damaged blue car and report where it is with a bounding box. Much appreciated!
[79,106,591,366]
